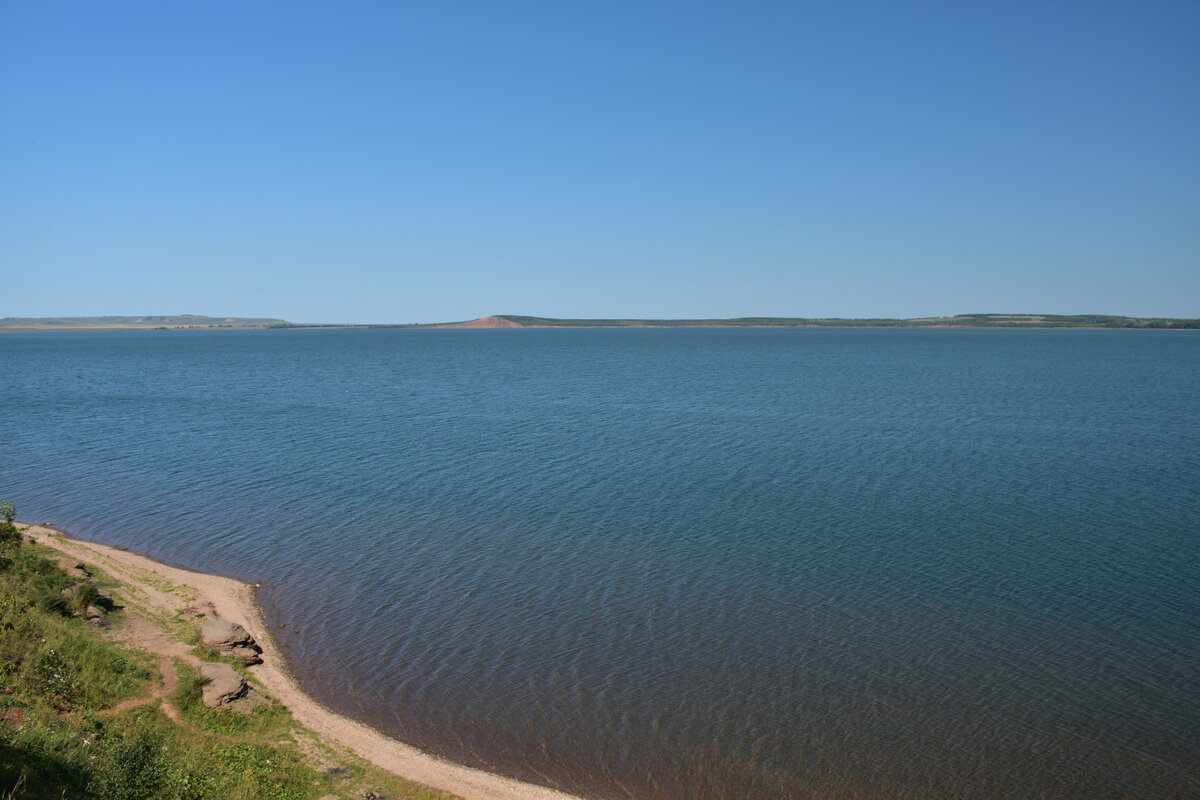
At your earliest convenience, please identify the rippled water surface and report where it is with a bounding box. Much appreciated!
[3,328,1198,798]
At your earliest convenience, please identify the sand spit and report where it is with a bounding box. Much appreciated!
[19,524,583,800]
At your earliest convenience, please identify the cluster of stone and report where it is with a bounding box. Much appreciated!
[195,618,271,712]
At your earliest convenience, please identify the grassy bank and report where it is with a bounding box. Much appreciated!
[0,504,457,800]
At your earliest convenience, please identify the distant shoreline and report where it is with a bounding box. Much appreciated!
[4,313,1199,332]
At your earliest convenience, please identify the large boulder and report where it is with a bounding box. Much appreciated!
[198,618,263,665]
[197,662,269,713]
[199,618,254,648]
[198,662,246,707]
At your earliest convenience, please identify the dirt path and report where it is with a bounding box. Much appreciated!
[102,614,191,723]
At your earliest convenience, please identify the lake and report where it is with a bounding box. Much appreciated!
[2,328,1197,798]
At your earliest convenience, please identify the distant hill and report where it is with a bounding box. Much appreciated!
[0,315,297,331]
[428,315,526,329]
[5,313,1196,332]
[433,314,1200,329]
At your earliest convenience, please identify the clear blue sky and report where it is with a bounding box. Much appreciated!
[3,1,1198,323]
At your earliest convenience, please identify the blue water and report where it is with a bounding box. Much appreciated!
[2,328,1198,799]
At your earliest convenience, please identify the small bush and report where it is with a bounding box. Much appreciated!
[212,742,315,800]
[27,647,83,710]
[66,582,100,617]
[33,587,70,617]
[90,721,169,800]
[0,501,18,548]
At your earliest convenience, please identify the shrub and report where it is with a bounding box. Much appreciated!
[66,582,100,617]
[0,501,19,548]
[33,586,70,617]
[27,647,83,710]
[90,722,169,800]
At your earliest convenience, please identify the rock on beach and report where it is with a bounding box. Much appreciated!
[197,661,268,713]
[199,618,264,665]
[198,662,246,706]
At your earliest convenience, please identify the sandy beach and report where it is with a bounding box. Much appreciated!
[19,523,584,800]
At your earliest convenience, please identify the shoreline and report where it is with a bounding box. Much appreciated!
[19,523,584,800]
